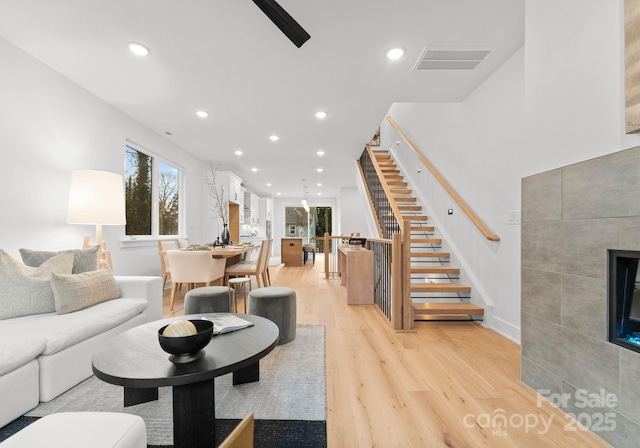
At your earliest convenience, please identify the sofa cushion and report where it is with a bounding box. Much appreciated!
[0,298,148,355]
[51,269,121,314]
[0,339,47,376]
[0,250,74,320]
[19,245,100,274]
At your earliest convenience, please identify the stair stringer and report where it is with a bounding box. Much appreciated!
[389,149,494,327]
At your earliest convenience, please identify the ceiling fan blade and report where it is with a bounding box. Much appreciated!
[252,0,311,48]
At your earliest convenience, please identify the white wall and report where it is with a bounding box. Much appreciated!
[337,185,370,237]
[0,37,207,276]
[524,0,640,167]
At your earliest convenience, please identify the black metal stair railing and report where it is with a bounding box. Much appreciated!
[359,149,399,239]
[368,239,392,320]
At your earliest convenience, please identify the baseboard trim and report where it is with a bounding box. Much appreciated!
[490,316,520,344]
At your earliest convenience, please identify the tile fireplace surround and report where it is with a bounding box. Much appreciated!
[522,145,640,447]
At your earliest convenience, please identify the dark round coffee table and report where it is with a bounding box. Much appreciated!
[92,313,279,448]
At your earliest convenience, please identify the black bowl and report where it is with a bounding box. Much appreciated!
[158,319,214,363]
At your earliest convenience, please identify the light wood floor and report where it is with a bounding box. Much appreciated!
[162,258,611,448]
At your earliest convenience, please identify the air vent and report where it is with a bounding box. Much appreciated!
[414,48,492,71]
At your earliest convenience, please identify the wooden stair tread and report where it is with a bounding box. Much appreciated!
[384,175,403,180]
[387,182,408,187]
[413,302,484,315]
[411,251,450,258]
[394,197,416,203]
[411,283,471,293]
[391,189,412,195]
[411,266,460,274]
[402,215,428,221]
[410,226,435,231]
[410,238,442,244]
[398,205,421,211]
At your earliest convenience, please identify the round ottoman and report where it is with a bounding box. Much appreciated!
[247,286,296,344]
[184,286,235,314]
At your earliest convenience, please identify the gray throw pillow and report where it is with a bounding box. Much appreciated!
[50,269,121,315]
[0,250,74,319]
[20,245,100,274]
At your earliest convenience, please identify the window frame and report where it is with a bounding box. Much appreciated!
[122,142,184,245]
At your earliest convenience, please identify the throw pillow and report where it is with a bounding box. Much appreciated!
[20,245,100,274]
[0,250,74,320]
[50,269,121,314]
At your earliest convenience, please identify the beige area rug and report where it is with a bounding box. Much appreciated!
[27,324,326,446]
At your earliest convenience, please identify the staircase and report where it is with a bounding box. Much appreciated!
[372,149,484,321]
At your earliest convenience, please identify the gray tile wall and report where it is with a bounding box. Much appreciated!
[521,146,640,447]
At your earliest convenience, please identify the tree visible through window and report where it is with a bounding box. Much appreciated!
[159,161,179,235]
[125,146,180,236]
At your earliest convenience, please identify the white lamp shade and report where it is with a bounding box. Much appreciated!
[67,169,126,225]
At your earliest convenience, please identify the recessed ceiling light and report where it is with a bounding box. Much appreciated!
[315,111,327,119]
[128,43,149,56]
[196,110,209,118]
[317,168,323,173]
[317,192,321,196]
[277,192,281,196]
[386,47,404,60]
[267,183,272,186]
[251,167,258,172]
[316,150,325,156]
[235,150,243,156]
[269,135,279,142]
[317,183,322,187]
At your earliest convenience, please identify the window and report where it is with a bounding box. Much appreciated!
[125,145,181,237]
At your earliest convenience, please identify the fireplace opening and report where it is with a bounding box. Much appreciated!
[608,249,640,353]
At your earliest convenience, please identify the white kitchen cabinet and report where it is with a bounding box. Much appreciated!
[244,192,260,225]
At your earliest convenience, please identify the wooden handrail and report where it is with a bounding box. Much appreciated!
[364,144,405,229]
[387,115,500,242]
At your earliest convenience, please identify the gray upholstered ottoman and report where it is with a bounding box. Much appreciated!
[247,286,296,344]
[184,286,234,314]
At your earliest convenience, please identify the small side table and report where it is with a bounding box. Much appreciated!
[228,277,251,313]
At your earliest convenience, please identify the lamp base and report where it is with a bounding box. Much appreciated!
[82,234,112,270]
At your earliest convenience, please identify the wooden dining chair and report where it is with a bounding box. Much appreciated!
[166,250,227,310]
[224,239,272,288]
[177,238,190,249]
[158,240,179,289]
[218,412,254,448]
[263,239,273,286]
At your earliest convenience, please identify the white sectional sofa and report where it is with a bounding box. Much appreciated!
[0,276,162,428]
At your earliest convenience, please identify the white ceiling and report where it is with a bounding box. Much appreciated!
[0,0,524,198]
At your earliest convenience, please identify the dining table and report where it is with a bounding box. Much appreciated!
[208,244,257,260]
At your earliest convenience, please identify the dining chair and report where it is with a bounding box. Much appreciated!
[218,412,254,448]
[158,240,179,289]
[263,239,273,286]
[166,250,227,310]
[177,238,190,249]
[224,239,272,288]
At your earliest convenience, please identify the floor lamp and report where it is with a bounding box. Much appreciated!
[66,169,126,270]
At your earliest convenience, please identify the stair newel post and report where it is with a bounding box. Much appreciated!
[392,231,403,330]
[402,219,414,330]
[324,232,330,279]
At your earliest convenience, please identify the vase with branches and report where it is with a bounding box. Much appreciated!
[205,162,230,243]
